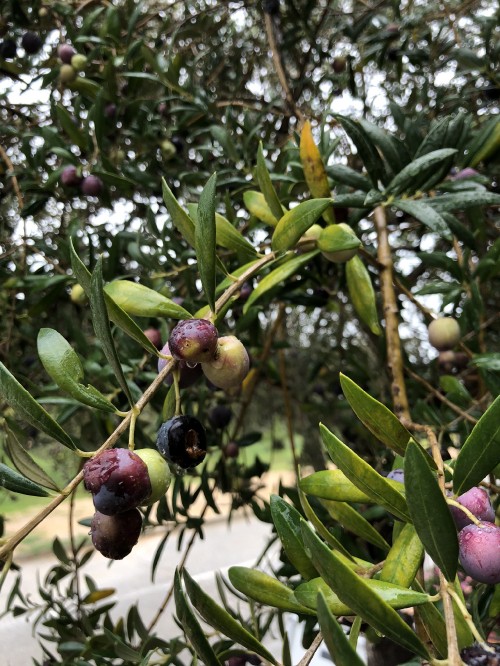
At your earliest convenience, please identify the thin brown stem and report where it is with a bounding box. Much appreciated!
[373,206,411,420]
[277,307,299,471]
[0,144,23,211]
[406,368,478,424]
[297,631,323,666]
[439,571,462,666]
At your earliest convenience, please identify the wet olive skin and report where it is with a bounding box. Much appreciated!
[156,415,207,469]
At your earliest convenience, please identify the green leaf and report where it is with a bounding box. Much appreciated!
[453,394,500,495]
[104,280,191,319]
[428,190,500,212]
[161,178,196,247]
[320,424,410,522]
[272,199,333,253]
[340,374,413,455]
[228,567,314,615]
[188,204,257,257]
[256,142,283,220]
[379,523,424,588]
[173,569,221,665]
[317,225,361,254]
[320,499,390,551]
[243,190,280,226]
[37,329,115,412]
[358,119,409,176]
[317,592,367,666]
[385,148,457,196]
[243,250,319,313]
[300,522,429,659]
[327,164,372,191]
[470,353,500,371]
[300,470,372,503]
[295,577,429,614]
[90,257,133,405]
[404,441,458,581]
[196,172,217,312]
[345,256,381,335]
[0,362,76,451]
[393,199,452,239]
[55,104,87,150]
[0,463,50,497]
[333,115,387,187]
[183,569,278,665]
[270,495,318,580]
[5,425,61,491]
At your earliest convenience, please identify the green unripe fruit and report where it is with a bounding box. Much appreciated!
[135,449,171,504]
[70,283,87,305]
[202,336,250,390]
[71,54,88,72]
[319,223,361,263]
[301,224,322,243]
[160,139,176,160]
[59,64,77,84]
[428,317,461,351]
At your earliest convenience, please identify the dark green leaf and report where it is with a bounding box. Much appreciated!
[183,570,278,665]
[0,362,76,451]
[326,164,372,191]
[393,199,452,239]
[340,374,412,455]
[161,178,196,247]
[270,495,318,580]
[333,115,387,187]
[300,522,429,659]
[404,441,458,581]
[256,142,283,220]
[320,424,410,521]
[317,592,367,666]
[90,257,133,405]
[320,499,390,551]
[0,463,50,497]
[272,199,333,253]
[188,204,257,257]
[5,425,60,491]
[385,148,457,196]
[428,191,500,212]
[453,395,500,495]
[470,353,500,371]
[55,104,87,150]
[196,172,217,312]
[173,569,221,665]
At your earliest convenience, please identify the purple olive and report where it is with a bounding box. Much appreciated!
[386,468,405,484]
[458,522,500,585]
[208,405,232,429]
[83,448,152,515]
[168,319,218,364]
[143,328,162,350]
[60,165,82,187]
[90,509,142,560]
[158,342,203,388]
[81,175,103,196]
[57,43,76,64]
[449,487,495,531]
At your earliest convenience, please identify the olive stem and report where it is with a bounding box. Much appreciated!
[446,499,482,526]
[128,406,141,450]
[297,631,323,666]
[446,585,491,649]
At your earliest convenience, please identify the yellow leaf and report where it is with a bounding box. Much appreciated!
[300,120,335,224]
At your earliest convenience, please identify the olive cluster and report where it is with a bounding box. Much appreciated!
[83,448,171,560]
[0,30,43,59]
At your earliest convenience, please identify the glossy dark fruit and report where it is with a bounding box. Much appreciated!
[83,448,152,515]
[158,342,203,388]
[428,317,461,351]
[58,43,76,63]
[208,405,232,429]
[458,522,500,584]
[0,39,17,59]
[81,175,103,196]
[21,32,43,54]
[262,0,280,15]
[157,415,207,469]
[168,319,218,364]
[223,442,239,458]
[239,282,253,301]
[386,468,405,484]
[170,136,184,153]
[450,487,495,531]
[60,165,82,187]
[461,643,500,665]
[143,327,162,350]
[225,658,246,666]
[332,56,347,73]
[90,509,142,560]
[202,336,250,390]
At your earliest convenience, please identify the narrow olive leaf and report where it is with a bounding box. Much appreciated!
[104,281,191,319]
[161,178,196,247]
[339,374,412,455]
[256,142,284,220]
[333,115,387,187]
[320,499,390,551]
[404,440,458,581]
[300,470,372,503]
[228,567,314,615]
[243,190,280,226]
[196,172,217,312]
[270,495,318,580]
[384,148,457,196]
[300,120,335,224]
[379,523,424,588]
[90,258,133,405]
[320,424,410,522]
[5,426,60,491]
[183,570,278,665]
[358,119,409,175]
[188,204,257,257]
[173,569,221,666]
[453,394,500,495]
[317,592,367,666]
[0,463,50,497]
[37,328,115,413]
[345,256,381,335]
[327,164,372,191]
[55,104,87,150]
[243,250,319,313]
[296,577,429,614]
[428,190,500,212]
[272,199,333,253]
[300,522,429,659]
[0,362,76,450]
[393,199,452,239]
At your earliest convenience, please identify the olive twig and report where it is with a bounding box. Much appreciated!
[446,499,482,527]
[446,583,490,648]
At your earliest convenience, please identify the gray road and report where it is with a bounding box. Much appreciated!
[1,514,276,665]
